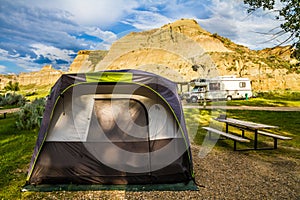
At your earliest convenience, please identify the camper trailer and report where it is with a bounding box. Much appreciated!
[183,76,252,102]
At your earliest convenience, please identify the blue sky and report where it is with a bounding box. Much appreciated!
[0,0,290,74]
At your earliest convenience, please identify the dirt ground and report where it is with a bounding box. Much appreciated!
[23,144,300,200]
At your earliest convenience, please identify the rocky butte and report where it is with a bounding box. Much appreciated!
[69,19,300,91]
[0,65,63,90]
[1,19,299,91]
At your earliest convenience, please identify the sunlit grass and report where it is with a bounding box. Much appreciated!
[0,107,299,199]
[0,114,38,200]
[191,98,300,107]
[184,108,300,153]
[19,84,52,101]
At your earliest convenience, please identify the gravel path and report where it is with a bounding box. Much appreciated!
[0,107,20,114]
[24,145,300,200]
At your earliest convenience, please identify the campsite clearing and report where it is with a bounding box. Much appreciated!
[1,108,299,199]
[21,145,300,199]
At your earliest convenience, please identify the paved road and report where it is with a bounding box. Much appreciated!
[183,105,300,111]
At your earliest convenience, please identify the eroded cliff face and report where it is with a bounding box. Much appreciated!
[18,65,63,86]
[0,74,18,90]
[2,19,298,91]
[0,65,63,90]
[69,50,108,73]
[93,19,227,82]
[68,19,299,90]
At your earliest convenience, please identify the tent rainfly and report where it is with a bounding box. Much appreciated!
[24,70,195,188]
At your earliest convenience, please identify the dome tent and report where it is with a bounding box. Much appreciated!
[23,70,196,191]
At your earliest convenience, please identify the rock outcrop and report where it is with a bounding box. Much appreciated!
[69,50,107,73]
[18,65,63,86]
[94,19,223,82]
[68,19,299,90]
[1,19,299,91]
[0,74,18,90]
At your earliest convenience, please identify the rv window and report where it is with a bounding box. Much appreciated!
[192,87,199,92]
[209,83,220,91]
[239,82,246,88]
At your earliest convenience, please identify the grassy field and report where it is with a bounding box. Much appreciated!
[0,107,299,199]
[215,97,300,107]
[18,84,52,101]
[188,90,300,107]
[0,114,38,199]
[185,108,300,157]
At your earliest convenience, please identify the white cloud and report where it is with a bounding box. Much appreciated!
[0,65,6,73]
[85,27,118,45]
[30,43,75,62]
[0,49,10,58]
[123,10,172,30]
[197,0,291,49]
[21,0,139,27]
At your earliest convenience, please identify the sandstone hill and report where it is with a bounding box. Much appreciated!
[69,50,108,73]
[1,19,299,91]
[0,65,63,91]
[70,19,300,91]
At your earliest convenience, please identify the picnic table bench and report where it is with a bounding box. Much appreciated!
[202,126,250,151]
[257,130,292,149]
[203,117,292,150]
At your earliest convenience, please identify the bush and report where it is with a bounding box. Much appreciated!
[0,93,26,107]
[15,98,46,130]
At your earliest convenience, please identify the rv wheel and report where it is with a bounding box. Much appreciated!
[226,96,232,101]
[191,96,198,103]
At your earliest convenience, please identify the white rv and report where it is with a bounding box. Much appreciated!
[182,76,252,103]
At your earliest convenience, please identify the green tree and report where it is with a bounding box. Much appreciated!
[4,81,20,92]
[244,0,299,60]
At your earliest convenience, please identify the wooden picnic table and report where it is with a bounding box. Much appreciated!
[214,117,283,150]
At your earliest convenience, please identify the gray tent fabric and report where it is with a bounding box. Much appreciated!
[25,69,195,188]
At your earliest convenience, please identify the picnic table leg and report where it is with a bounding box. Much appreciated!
[225,123,228,133]
[254,130,258,150]
[233,141,237,151]
[274,138,278,149]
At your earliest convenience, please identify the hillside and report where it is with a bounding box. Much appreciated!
[70,19,300,90]
[0,65,63,92]
[1,19,299,91]
[69,50,108,73]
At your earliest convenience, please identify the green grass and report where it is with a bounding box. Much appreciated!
[185,108,300,157]
[0,105,20,110]
[18,84,52,101]
[0,114,38,200]
[192,98,300,107]
[256,90,300,101]
[226,98,300,107]
[187,90,300,107]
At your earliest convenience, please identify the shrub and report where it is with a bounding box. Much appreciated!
[4,81,20,92]
[15,98,46,130]
[0,93,26,107]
